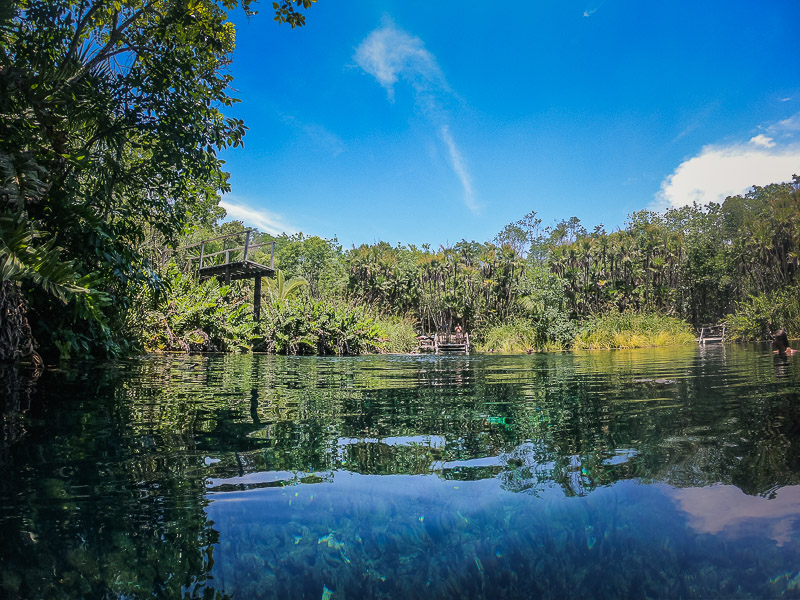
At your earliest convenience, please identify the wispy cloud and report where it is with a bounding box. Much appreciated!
[354,20,445,103]
[220,198,297,235]
[441,125,477,212]
[769,114,800,134]
[673,103,721,142]
[280,113,345,157]
[354,20,479,213]
[583,0,607,17]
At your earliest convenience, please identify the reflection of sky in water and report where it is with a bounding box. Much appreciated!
[601,448,638,466]
[670,484,800,546]
[205,474,800,599]
[336,435,446,448]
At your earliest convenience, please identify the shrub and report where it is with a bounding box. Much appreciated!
[476,319,538,353]
[726,286,800,341]
[372,316,419,353]
[258,296,384,355]
[475,317,571,353]
[141,271,256,353]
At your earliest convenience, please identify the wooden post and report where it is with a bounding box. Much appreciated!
[254,276,262,321]
[225,249,231,286]
[199,243,205,270]
[243,230,251,262]
[270,242,275,270]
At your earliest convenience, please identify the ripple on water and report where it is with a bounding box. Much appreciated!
[0,347,799,598]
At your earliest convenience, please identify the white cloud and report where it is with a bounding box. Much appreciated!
[749,134,775,148]
[655,112,800,209]
[770,114,800,134]
[440,125,477,212]
[219,199,297,235]
[583,0,606,17]
[655,145,800,209]
[354,21,444,103]
[354,21,479,213]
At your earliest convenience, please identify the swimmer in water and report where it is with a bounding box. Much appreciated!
[772,329,797,357]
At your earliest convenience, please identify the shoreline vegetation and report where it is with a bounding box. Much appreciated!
[128,180,800,358]
[5,177,800,361]
[2,1,799,363]
[126,174,799,359]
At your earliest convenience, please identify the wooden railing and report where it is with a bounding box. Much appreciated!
[436,332,469,346]
[178,230,275,271]
[418,331,470,353]
[697,324,726,344]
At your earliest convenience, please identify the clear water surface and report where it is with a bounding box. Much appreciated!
[2,345,800,599]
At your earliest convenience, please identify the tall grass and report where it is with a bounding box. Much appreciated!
[373,316,419,353]
[476,319,566,353]
[574,311,696,349]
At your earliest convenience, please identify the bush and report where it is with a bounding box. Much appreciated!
[138,267,410,356]
[140,270,256,353]
[258,296,384,355]
[476,319,538,353]
[726,286,800,341]
[574,311,696,349]
[372,316,419,353]
[475,316,573,353]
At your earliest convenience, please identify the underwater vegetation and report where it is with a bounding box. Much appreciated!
[1,348,799,598]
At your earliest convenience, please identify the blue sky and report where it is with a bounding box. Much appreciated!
[218,0,800,247]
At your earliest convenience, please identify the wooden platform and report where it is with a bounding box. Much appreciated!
[178,229,276,320]
[437,341,469,353]
[697,324,726,344]
[198,260,274,283]
[418,332,470,353]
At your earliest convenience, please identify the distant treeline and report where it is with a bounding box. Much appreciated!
[143,176,797,355]
[343,177,799,333]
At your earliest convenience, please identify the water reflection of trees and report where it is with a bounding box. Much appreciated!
[0,363,36,465]
[181,351,800,499]
[0,362,229,600]
[99,350,800,499]
[2,349,800,597]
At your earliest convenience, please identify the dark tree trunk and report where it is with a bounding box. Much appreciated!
[0,280,38,362]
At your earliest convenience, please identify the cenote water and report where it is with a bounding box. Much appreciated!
[2,345,800,599]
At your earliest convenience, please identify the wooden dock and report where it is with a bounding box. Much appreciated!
[697,324,726,344]
[418,332,470,353]
[180,230,276,320]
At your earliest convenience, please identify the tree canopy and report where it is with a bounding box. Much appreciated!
[0,0,314,359]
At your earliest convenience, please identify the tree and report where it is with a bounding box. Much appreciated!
[276,234,344,298]
[0,0,315,359]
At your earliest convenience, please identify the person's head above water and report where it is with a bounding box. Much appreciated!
[773,329,791,355]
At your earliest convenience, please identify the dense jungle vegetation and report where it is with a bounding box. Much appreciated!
[144,177,798,356]
[1,0,799,361]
